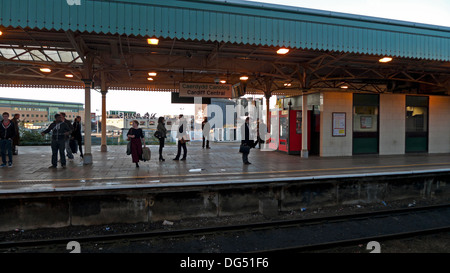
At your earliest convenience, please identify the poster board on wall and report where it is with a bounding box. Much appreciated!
[332,112,346,137]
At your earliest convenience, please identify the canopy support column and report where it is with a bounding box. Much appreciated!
[100,90,108,152]
[301,93,309,158]
[100,73,108,152]
[265,92,271,132]
[263,77,274,132]
[82,79,93,164]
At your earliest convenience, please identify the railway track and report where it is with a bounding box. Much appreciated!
[1,204,449,253]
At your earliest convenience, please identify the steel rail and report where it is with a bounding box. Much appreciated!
[1,203,449,251]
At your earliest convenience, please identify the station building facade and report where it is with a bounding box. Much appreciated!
[279,92,450,157]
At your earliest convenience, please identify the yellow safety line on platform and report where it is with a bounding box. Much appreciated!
[1,161,450,184]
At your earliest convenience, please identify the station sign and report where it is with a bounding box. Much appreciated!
[179,82,232,98]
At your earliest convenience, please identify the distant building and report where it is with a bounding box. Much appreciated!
[0,97,84,125]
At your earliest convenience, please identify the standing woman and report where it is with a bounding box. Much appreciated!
[127,120,145,167]
[72,116,84,159]
[156,116,167,161]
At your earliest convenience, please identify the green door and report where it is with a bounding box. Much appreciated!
[405,96,428,153]
[353,94,379,154]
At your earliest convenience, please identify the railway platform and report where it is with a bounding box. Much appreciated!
[1,142,450,192]
[0,142,449,232]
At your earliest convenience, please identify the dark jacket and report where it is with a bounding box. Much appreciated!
[0,120,16,140]
[63,119,74,138]
[42,121,71,140]
[11,117,20,145]
[157,122,167,138]
[240,123,255,147]
[72,120,82,141]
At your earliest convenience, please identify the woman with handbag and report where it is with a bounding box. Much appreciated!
[240,117,256,165]
[127,120,145,167]
[156,116,167,161]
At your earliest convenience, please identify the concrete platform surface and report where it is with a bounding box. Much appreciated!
[1,142,450,193]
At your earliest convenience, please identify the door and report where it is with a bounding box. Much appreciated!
[353,94,379,154]
[309,106,320,155]
[405,96,428,153]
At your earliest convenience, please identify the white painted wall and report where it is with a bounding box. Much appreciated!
[379,94,405,155]
[429,96,450,153]
[320,92,353,157]
[318,92,449,157]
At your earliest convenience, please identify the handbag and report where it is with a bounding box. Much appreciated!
[154,131,161,138]
[239,144,251,153]
[180,137,190,144]
[126,141,131,155]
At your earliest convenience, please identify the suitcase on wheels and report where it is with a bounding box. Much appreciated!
[142,147,151,161]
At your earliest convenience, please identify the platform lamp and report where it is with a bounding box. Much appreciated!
[239,75,249,97]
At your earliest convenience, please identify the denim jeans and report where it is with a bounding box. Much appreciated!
[65,139,74,159]
[0,139,13,164]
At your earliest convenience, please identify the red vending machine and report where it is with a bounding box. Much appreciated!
[278,110,310,155]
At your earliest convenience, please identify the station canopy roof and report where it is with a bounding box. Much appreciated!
[0,0,449,96]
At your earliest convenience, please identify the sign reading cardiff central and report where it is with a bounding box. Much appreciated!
[179,82,232,98]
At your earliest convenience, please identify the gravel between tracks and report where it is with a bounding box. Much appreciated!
[1,197,449,253]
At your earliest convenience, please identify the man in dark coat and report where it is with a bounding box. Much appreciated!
[202,117,211,149]
[41,114,72,168]
[11,113,20,155]
[60,112,74,161]
[240,117,256,165]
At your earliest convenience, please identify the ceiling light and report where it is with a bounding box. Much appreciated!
[284,83,292,87]
[277,48,289,54]
[220,80,227,84]
[147,77,154,81]
[379,57,393,63]
[147,38,159,45]
[239,76,249,81]
[40,68,51,73]
[65,74,74,78]
[148,72,157,76]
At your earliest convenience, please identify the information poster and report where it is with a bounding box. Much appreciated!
[360,116,373,129]
[332,112,346,136]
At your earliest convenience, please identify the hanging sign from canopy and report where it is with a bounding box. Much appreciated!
[179,82,232,98]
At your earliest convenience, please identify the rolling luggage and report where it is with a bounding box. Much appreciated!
[142,147,151,161]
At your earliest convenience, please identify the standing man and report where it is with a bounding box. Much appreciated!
[41,114,72,168]
[11,114,20,155]
[72,116,84,159]
[240,117,256,165]
[202,116,211,149]
[256,118,267,149]
[173,114,188,161]
[60,112,74,161]
[0,112,16,167]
